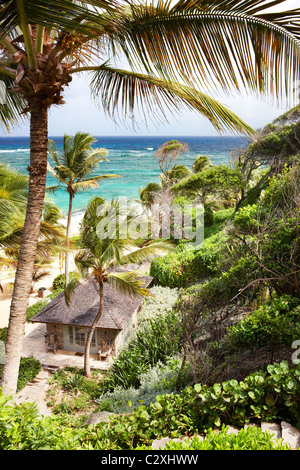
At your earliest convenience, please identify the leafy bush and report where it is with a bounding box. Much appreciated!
[26,299,49,322]
[16,358,42,391]
[138,286,179,322]
[52,271,77,291]
[162,425,290,450]
[0,327,8,343]
[104,309,182,390]
[0,392,84,450]
[214,208,234,224]
[150,231,227,288]
[176,255,260,316]
[26,289,63,322]
[0,357,41,392]
[224,295,300,352]
[0,361,299,449]
[96,357,181,413]
[82,361,300,449]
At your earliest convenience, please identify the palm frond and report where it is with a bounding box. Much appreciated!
[64,275,81,307]
[0,0,118,37]
[109,1,300,107]
[0,74,28,132]
[107,271,152,298]
[118,239,175,265]
[72,174,122,192]
[90,64,255,136]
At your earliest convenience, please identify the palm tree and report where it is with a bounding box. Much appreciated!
[67,197,174,377]
[47,132,120,286]
[0,1,300,393]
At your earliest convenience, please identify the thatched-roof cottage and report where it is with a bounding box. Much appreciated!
[31,275,152,360]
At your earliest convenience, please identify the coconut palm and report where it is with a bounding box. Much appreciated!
[67,196,174,377]
[47,132,120,286]
[0,1,300,393]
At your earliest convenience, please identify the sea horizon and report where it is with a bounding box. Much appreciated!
[0,134,248,217]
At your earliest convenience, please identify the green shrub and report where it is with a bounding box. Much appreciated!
[150,231,227,288]
[204,205,214,227]
[0,361,299,450]
[138,286,179,322]
[214,208,234,224]
[16,358,42,391]
[52,272,77,291]
[0,392,84,450]
[96,357,181,413]
[0,327,8,343]
[82,361,300,449]
[162,425,290,450]
[0,357,41,392]
[104,309,182,390]
[26,289,63,322]
[224,295,300,351]
[26,299,49,322]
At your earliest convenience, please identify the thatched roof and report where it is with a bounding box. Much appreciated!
[31,275,152,330]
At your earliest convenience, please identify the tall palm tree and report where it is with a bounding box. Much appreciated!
[47,131,120,286]
[1,0,300,393]
[68,197,174,377]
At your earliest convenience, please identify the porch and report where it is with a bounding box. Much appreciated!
[21,322,112,371]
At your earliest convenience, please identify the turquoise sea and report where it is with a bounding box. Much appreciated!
[0,135,248,217]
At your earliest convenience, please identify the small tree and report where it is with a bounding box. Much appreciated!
[154,140,189,185]
[172,165,245,207]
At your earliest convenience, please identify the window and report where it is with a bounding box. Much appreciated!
[64,326,97,353]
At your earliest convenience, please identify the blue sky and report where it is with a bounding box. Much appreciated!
[8,0,299,138]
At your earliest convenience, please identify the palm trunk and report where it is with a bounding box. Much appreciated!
[65,193,73,287]
[0,98,48,394]
[84,281,104,378]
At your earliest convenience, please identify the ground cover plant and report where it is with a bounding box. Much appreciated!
[159,426,291,451]
[0,361,299,450]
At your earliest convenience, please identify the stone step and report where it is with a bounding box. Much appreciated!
[151,421,300,450]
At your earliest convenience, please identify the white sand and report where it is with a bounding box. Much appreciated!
[0,256,77,329]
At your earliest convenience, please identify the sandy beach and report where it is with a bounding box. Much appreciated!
[0,256,75,328]
[0,215,80,329]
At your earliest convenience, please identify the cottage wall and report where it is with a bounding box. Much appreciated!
[46,324,64,349]
[96,328,119,356]
[45,304,142,358]
[114,305,141,356]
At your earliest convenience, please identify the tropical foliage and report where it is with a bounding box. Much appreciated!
[2,0,300,393]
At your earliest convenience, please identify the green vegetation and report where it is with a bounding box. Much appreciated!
[222,296,300,353]
[161,426,290,450]
[1,104,300,449]
[0,358,41,393]
[0,361,298,450]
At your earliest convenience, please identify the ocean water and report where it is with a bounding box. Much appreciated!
[0,135,247,217]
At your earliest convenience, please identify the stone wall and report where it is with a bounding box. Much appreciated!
[46,323,64,349]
